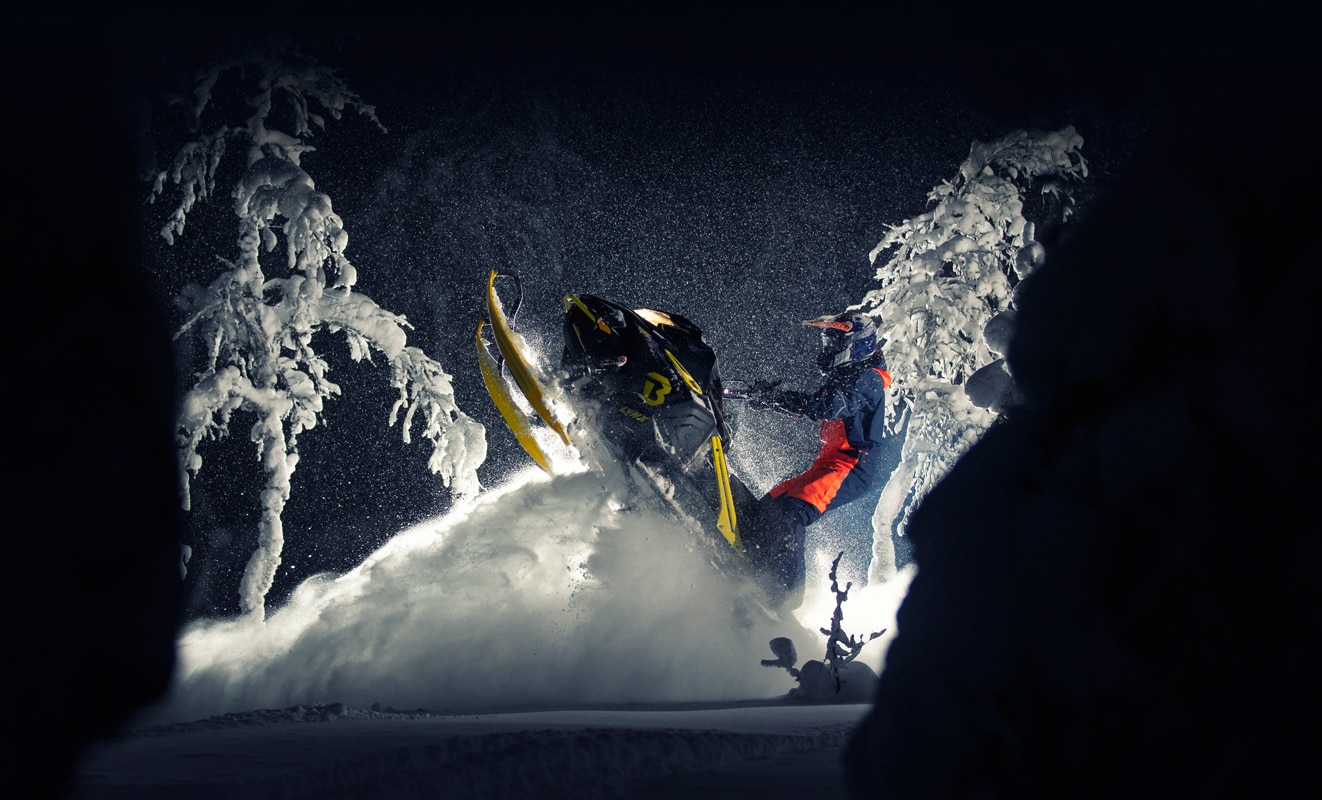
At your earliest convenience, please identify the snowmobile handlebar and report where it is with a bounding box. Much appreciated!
[722,378,782,401]
[723,379,805,418]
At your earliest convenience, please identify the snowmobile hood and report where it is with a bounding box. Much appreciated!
[562,294,715,390]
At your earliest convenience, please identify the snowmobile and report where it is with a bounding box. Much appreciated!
[477,272,890,696]
[476,270,759,572]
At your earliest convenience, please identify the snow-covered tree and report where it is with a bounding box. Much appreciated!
[857,127,1087,582]
[151,45,486,619]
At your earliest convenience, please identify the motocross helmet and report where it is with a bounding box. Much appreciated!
[804,312,877,372]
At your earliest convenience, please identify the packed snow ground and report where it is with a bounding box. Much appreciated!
[71,702,869,799]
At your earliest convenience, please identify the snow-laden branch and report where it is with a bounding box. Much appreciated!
[388,346,488,501]
[856,127,1086,577]
[153,44,485,619]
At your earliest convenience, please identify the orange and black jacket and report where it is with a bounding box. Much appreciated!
[767,354,893,514]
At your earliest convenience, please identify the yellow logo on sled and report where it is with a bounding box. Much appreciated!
[619,406,650,422]
[642,372,672,406]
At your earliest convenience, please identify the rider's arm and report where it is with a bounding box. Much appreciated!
[797,369,887,420]
[750,369,885,420]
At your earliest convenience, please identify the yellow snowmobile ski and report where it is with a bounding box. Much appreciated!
[476,321,558,472]
[478,271,572,472]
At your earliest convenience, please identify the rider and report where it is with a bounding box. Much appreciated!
[739,312,894,610]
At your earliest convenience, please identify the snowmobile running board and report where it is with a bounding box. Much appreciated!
[711,434,740,550]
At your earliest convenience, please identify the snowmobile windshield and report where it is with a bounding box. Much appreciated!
[564,294,652,378]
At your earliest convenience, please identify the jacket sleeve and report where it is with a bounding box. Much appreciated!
[796,368,887,420]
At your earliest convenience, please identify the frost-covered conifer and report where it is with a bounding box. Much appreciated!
[151,45,486,619]
[858,127,1086,582]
